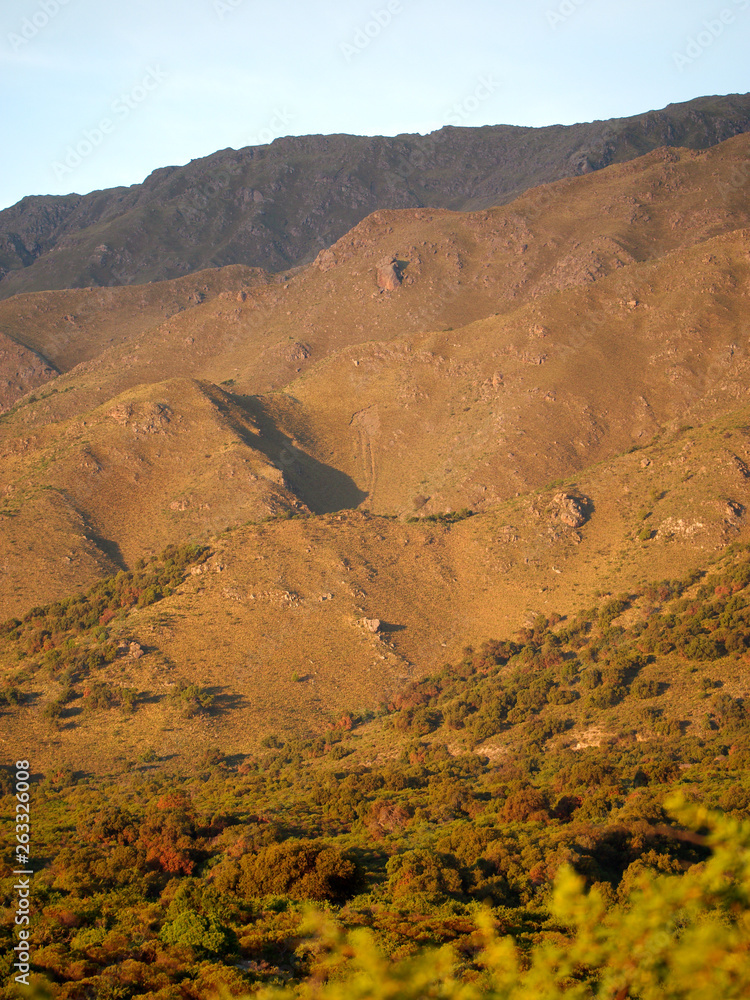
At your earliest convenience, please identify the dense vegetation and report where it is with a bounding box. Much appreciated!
[0,543,209,724]
[2,544,750,997]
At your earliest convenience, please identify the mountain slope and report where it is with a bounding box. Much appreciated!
[1,135,750,617]
[3,133,750,423]
[3,398,750,771]
[1,93,749,298]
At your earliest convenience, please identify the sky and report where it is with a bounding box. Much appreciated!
[1,0,748,210]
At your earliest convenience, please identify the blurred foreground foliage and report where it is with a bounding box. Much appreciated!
[258,803,750,1000]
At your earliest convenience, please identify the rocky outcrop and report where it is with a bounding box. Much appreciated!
[376,260,402,292]
[0,332,58,412]
[108,402,172,435]
[550,493,590,529]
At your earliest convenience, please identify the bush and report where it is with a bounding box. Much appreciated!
[169,681,215,717]
[713,693,747,729]
[43,700,64,723]
[501,787,550,823]
[0,685,22,707]
[385,848,463,903]
[548,688,580,706]
[238,841,362,903]
[255,807,750,1000]
[83,682,139,714]
[632,678,660,699]
[580,668,602,690]
[587,685,626,710]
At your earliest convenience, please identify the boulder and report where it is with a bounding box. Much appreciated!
[551,493,589,529]
[315,248,337,272]
[376,259,402,291]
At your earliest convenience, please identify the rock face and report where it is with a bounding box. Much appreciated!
[0,333,58,412]
[376,260,402,291]
[2,93,750,298]
[550,493,590,529]
[108,402,172,435]
[285,342,312,362]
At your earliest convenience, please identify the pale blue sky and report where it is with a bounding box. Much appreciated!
[1,0,748,210]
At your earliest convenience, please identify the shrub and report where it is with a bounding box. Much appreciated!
[587,685,625,709]
[580,668,602,690]
[632,678,660,699]
[238,841,361,902]
[169,681,215,717]
[386,848,463,903]
[0,685,22,707]
[548,688,580,706]
[501,787,550,823]
[713,693,747,729]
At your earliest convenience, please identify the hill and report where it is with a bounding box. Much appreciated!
[1,134,750,620]
[1,524,750,997]
[2,105,750,1000]
[1,93,749,298]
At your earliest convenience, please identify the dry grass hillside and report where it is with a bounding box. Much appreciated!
[3,136,750,427]
[0,137,749,613]
[4,401,750,772]
[1,133,750,768]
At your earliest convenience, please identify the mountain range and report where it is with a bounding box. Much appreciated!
[1,92,750,299]
[1,94,750,770]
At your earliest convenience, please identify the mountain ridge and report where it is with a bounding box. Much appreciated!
[2,133,750,622]
[1,92,750,298]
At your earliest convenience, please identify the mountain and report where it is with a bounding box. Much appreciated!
[1,134,750,566]
[1,93,750,298]
[4,100,750,1000]
[2,127,750,770]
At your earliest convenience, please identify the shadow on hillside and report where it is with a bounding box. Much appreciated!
[137,690,162,706]
[230,394,368,514]
[205,687,247,716]
[87,531,127,570]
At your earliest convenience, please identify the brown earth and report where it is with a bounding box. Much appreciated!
[2,132,750,768]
